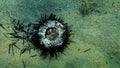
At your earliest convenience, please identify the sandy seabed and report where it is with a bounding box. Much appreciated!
[0,0,120,68]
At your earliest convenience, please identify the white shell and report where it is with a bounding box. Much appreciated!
[38,20,65,48]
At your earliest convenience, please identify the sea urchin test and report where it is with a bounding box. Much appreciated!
[38,20,65,48]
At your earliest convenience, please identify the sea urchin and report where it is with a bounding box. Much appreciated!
[31,14,71,57]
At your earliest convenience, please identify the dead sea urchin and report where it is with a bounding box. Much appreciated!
[31,14,71,57]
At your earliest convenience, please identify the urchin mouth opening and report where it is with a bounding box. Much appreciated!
[38,20,65,48]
